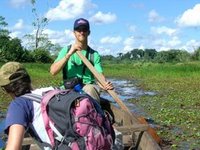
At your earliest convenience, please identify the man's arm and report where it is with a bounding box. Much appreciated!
[50,43,83,76]
[6,124,25,150]
[50,52,71,76]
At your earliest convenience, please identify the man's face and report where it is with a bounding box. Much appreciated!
[74,26,90,42]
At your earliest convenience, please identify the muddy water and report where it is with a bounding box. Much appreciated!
[0,78,157,148]
[101,78,156,117]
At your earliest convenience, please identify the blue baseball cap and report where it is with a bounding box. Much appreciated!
[74,18,90,31]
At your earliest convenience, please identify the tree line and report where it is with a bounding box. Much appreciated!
[1,15,200,64]
[101,47,200,63]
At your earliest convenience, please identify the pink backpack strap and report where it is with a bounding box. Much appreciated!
[41,89,62,146]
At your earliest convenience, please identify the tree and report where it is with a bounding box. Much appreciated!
[144,49,157,61]
[130,49,144,60]
[101,55,115,61]
[0,36,30,62]
[122,51,131,60]
[32,48,52,63]
[0,16,34,62]
[154,49,190,63]
[117,53,123,59]
[192,47,200,61]
[0,16,9,36]
[0,16,11,62]
[175,50,190,62]
[25,0,49,50]
[49,43,62,59]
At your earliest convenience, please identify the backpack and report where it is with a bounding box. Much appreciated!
[22,89,115,150]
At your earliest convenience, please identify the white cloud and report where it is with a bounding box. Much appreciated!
[43,29,74,46]
[153,40,171,51]
[22,28,74,47]
[123,36,135,53]
[152,36,181,51]
[100,36,122,44]
[96,46,112,56]
[148,10,164,23]
[181,40,200,52]
[176,4,200,27]
[151,26,177,36]
[10,0,30,8]
[13,19,24,30]
[153,39,166,47]
[9,31,22,38]
[138,45,145,50]
[45,0,95,21]
[168,36,181,47]
[89,11,117,24]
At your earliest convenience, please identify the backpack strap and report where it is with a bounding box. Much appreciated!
[63,45,71,81]
[27,123,53,149]
[22,93,42,103]
[88,46,95,66]
[22,90,63,147]
[41,90,64,146]
[21,93,54,149]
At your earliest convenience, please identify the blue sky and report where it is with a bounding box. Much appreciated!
[1,0,200,56]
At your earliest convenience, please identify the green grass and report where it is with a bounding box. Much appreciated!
[103,62,200,79]
[103,62,200,149]
[0,61,200,149]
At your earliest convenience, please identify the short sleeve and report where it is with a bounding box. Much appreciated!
[54,46,69,62]
[4,98,33,134]
[93,52,103,73]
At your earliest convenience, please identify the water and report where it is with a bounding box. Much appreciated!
[101,78,156,117]
[0,78,157,148]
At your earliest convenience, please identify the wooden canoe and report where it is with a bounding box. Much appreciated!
[100,99,161,150]
[22,99,161,150]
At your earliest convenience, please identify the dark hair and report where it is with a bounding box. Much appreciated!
[2,74,32,97]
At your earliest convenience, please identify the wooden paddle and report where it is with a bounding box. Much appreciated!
[76,51,131,115]
[76,50,161,144]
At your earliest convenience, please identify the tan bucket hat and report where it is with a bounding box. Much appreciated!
[0,62,28,86]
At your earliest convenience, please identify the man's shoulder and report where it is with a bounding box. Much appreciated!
[61,45,70,51]
[88,47,100,56]
[89,46,96,52]
[7,97,34,118]
[14,96,33,105]
[5,96,34,134]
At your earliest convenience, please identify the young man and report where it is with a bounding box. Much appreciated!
[50,18,113,102]
[0,62,54,150]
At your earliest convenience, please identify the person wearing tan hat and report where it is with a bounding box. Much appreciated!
[1,62,117,150]
[0,62,32,97]
[0,62,54,150]
[50,18,113,102]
